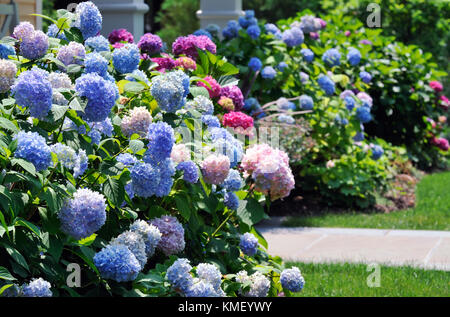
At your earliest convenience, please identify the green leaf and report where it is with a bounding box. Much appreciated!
[124,82,146,94]
[11,158,36,176]
[15,218,41,237]
[103,177,125,207]
[0,266,16,281]
[0,117,19,133]
[77,233,97,246]
[69,97,84,112]
[4,245,29,272]
[129,139,144,153]
[175,195,191,221]
[237,198,268,228]
[190,86,210,98]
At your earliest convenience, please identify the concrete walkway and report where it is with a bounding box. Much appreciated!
[256,225,450,271]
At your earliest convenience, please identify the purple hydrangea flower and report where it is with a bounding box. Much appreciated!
[138,33,163,55]
[150,215,185,256]
[220,85,244,111]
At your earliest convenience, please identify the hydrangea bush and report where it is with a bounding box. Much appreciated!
[0,2,303,297]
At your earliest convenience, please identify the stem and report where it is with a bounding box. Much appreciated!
[210,209,235,239]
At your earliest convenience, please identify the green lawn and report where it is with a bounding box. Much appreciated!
[282,171,450,231]
[286,262,449,297]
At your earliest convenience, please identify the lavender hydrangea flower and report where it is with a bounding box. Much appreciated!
[22,278,52,297]
[299,15,321,33]
[94,244,141,282]
[264,23,282,39]
[85,35,110,52]
[239,232,259,256]
[176,161,199,183]
[151,215,185,256]
[75,72,117,122]
[166,258,194,293]
[145,122,175,164]
[19,31,48,60]
[121,106,152,137]
[201,115,221,128]
[248,57,262,72]
[110,231,147,268]
[347,47,361,66]
[322,48,341,67]
[224,191,239,210]
[138,33,163,55]
[74,1,102,39]
[57,42,86,66]
[129,220,162,257]
[11,68,52,119]
[150,70,189,112]
[48,72,72,89]
[220,85,244,111]
[317,75,335,95]
[14,131,52,172]
[299,95,314,110]
[280,267,305,292]
[261,66,276,79]
[112,43,140,74]
[282,27,304,47]
[58,188,106,239]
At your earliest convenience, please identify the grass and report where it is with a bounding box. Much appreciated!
[282,171,450,231]
[286,262,449,297]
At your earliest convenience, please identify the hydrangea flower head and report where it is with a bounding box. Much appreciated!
[171,144,191,164]
[57,42,86,66]
[356,92,373,107]
[322,48,341,67]
[347,47,361,66]
[22,278,52,297]
[48,72,72,89]
[85,35,110,52]
[150,70,189,112]
[121,106,152,137]
[247,25,261,39]
[0,43,15,59]
[278,114,295,124]
[74,1,102,39]
[299,95,314,110]
[116,153,137,167]
[220,85,244,111]
[11,68,52,118]
[360,71,372,83]
[175,56,197,70]
[12,21,34,42]
[185,95,214,115]
[300,48,314,63]
[0,59,17,93]
[236,271,270,297]
[94,244,141,282]
[58,188,106,239]
[112,43,140,74]
[75,72,117,122]
[223,169,244,192]
[177,161,199,183]
[150,215,185,256]
[429,81,443,93]
[224,191,239,210]
[172,35,216,60]
[240,232,259,256]
[222,20,241,39]
[138,33,163,55]
[193,29,212,39]
[201,154,230,185]
[371,144,384,160]
[265,23,282,39]
[300,15,321,33]
[261,66,276,79]
[317,75,335,95]
[110,230,147,268]
[280,267,305,292]
[19,30,48,60]
[197,76,221,98]
[130,220,162,257]
[130,162,160,197]
[108,29,134,45]
[356,106,372,123]
[84,52,108,76]
[248,57,262,72]
[282,27,304,47]
[14,131,52,172]
[145,122,175,163]
[196,263,222,291]
[166,258,193,293]
[186,279,219,297]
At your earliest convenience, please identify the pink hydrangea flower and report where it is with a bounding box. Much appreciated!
[326,160,335,169]
[222,111,254,130]
[171,144,191,164]
[172,35,216,60]
[175,57,197,70]
[220,85,244,111]
[201,154,230,185]
[356,92,373,106]
[439,95,449,110]
[435,138,449,151]
[429,81,443,93]
[344,30,351,37]
[309,32,319,40]
[108,29,134,45]
[151,54,177,72]
[197,76,221,98]
[315,18,327,29]
[121,106,152,137]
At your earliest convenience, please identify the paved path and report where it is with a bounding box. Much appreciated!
[256,225,450,271]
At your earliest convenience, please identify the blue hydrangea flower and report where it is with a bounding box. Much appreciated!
[88,129,101,145]
[0,43,16,59]
[222,20,240,39]
[209,127,244,168]
[19,31,48,60]
[151,215,185,255]
[14,131,52,172]
[196,263,222,291]
[243,98,260,112]
[94,244,141,282]
[46,24,67,40]
[360,71,372,83]
[335,115,349,126]
[282,27,304,47]
[111,231,147,268]
[130,162,160,198]
[145,122,175,164]
[193,29,212,39]
[239,232,259,256]
[22,278,52,297]
[322,48,341,67]
[371,145,384,160]
[85,35,110,52]
[224,191,239,210]
[11,68,52,119]
[177,161,199,183]
[356,106,372,123]
[317,75,335,95]
[201,115,221,128]
[154,158,176,197]
[166,258,194,293]
[280,267,305,292]
[265,23,282,39]
[129,220,161,257]
[353,131,365,142]
[300,48,314,63]
[58,188,106,240]
[299,95,314,110]
[223,169,243,192]
[150,70,189,113]
[247,25,261,39]
[73,149,88,178]
[248,57,262,72]
[261,66,276,79]
[185,95,214,115]
[236,271,270,297]
[347,48,361,66]
[88,118,114,137]
[205,24,221,37]
[74,1,102,39]
[112,43,140,74]
[75,72,117,122]
[84,52,108,77]
[125,69,150,85]
[278,114,295,124]
[277,62,288,71]
[186,280,219,297]
[117,153,137,167]
[344,96,356,111]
